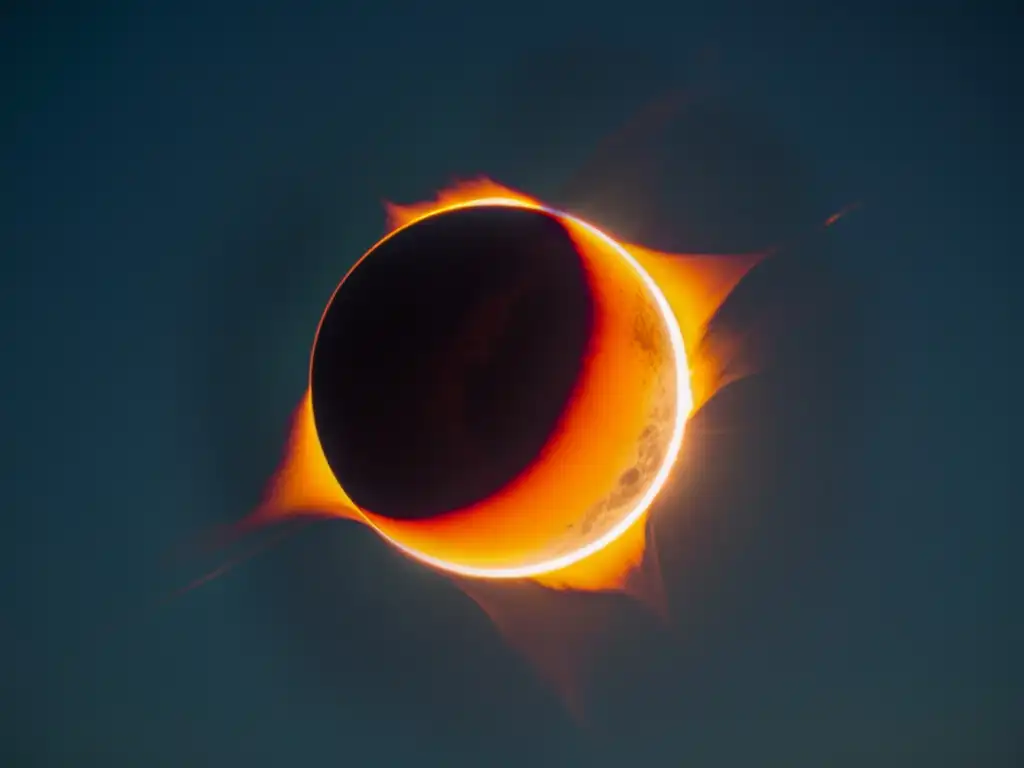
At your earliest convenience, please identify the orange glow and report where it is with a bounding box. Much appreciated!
[255,178,763,594]
[628,246,763,411]
[253,391,359,525]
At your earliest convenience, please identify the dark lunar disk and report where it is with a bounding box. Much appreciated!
[311,205,595,521]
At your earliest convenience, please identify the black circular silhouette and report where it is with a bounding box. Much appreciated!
[311,205,595,521]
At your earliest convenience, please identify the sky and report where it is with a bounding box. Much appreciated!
[3,2,1020,766]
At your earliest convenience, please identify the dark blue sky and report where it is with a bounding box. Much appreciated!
[4,3,1020,766]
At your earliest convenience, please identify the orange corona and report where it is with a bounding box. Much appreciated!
[255,179,761,592]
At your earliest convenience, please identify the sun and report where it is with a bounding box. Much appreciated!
[213,176,777,715]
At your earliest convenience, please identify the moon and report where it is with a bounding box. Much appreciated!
[310,200,689,579]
